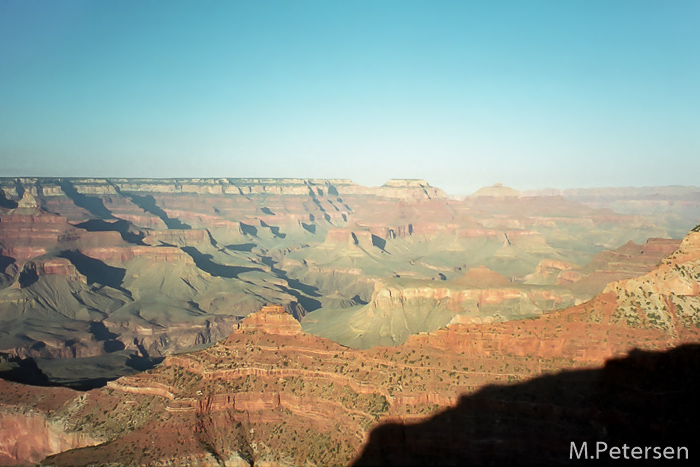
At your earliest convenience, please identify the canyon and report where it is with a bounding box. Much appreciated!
[1,178,700,465]
[1,178,696,363]
[1,223,699,465]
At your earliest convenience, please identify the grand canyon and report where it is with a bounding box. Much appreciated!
[1,177,700,465]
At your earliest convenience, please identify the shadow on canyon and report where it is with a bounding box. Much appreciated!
[0,255,15,273]
[0,189,18,209]
[181,246,262,279]
[261,256,322,312]
[0,352,164,391]
[18,262,39,287]
[225,243,257,252]
[58,180,116,220]
[73,218,145,244]
[354,344,700,466]
[117,189,192,230]
[59,250,131,294]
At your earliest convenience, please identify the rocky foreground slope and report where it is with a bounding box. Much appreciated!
[2,178,696,384]
[1,226,699,465]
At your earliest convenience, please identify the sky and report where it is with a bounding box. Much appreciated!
[1,0,699,195]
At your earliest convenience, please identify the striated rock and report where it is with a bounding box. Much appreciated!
[16,192,38,209]
[141,228,210,247]
[229,305,302,337]
[105,177,446,200]
[0,409,100,465]
[81,245,193,263]
[0,380,103,465]
[332,179,447,199]
[377,179,447,199]
[6,258,87,286]
[0,210,71,262]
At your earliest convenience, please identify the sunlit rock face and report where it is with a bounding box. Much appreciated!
[0,410,101,465]
[0,381,103,465]
[601,230,700,332]
[232,305,303,336]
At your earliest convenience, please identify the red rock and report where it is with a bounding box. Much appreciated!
[228,305,302,337]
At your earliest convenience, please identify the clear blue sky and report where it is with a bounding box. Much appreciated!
[1,0,698,194]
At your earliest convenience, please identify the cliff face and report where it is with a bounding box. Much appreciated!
[232,305,302,336]
[80,177,448,200]
[0,409,101,465]
[0,207,74,261]
[601,230,700,333]
[0,381,103,465]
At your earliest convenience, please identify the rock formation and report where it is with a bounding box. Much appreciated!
[1,177,697,384]
[0,222,698,465]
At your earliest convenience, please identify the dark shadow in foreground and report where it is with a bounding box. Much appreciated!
[354,344,700,465]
